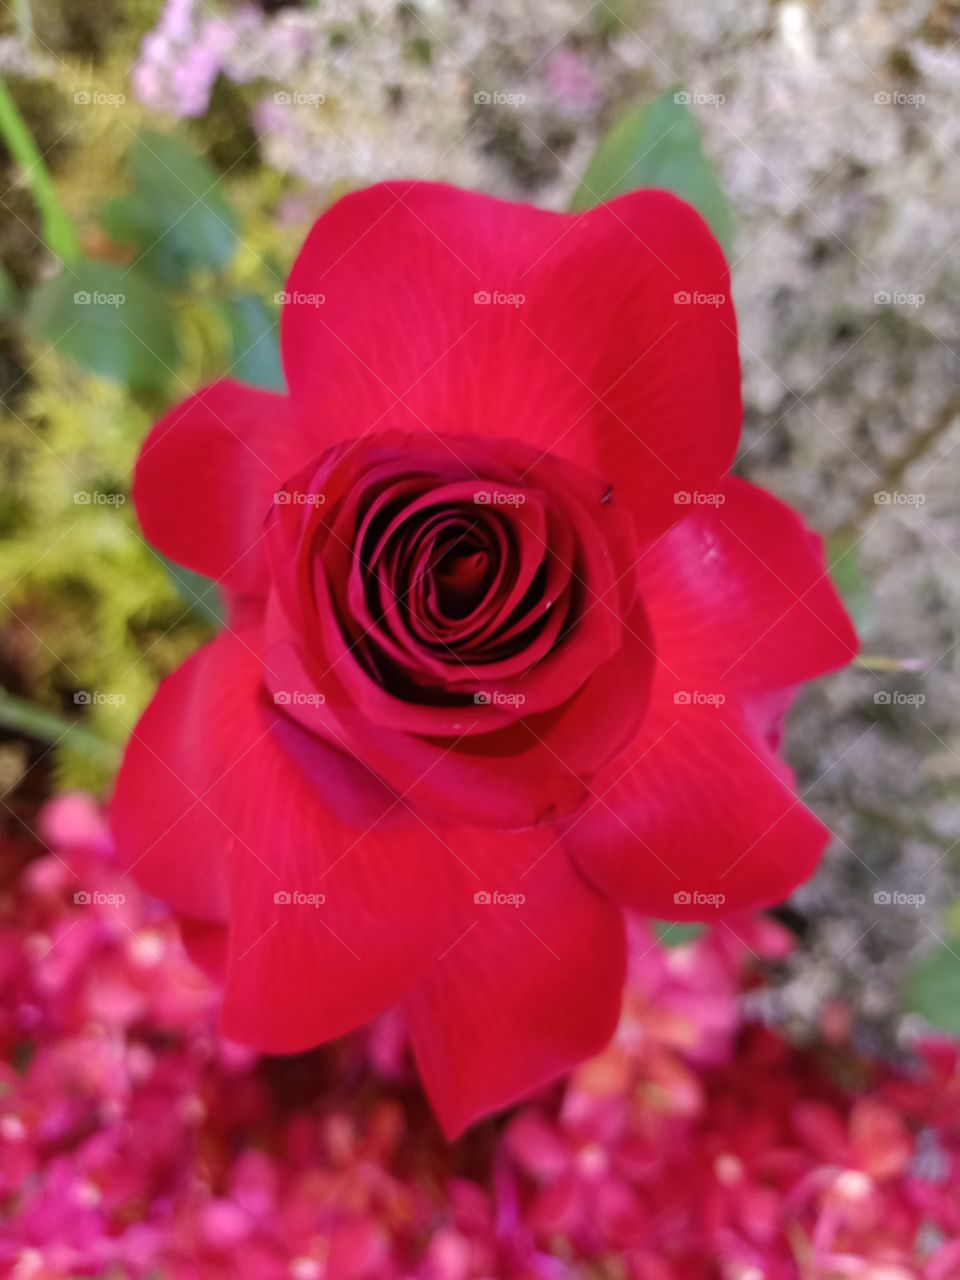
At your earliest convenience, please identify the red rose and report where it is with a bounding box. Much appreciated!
[113,182,856,1136]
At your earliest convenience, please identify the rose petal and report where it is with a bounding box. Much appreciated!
[112,631,457,1044]
[134,380,309,591]
[565,695,831,920]
[282,181,739,536]
[635,476,857,693]
[403,843,626,1137]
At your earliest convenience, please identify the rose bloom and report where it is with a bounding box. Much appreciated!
[113,182,856,1136]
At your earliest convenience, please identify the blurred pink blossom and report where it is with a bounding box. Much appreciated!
[0,797,958,1276]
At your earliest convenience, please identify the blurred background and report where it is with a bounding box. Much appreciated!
[1,0,959,1273]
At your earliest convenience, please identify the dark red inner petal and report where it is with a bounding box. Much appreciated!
[270,433,641,730]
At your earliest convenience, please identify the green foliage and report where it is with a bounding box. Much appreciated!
[104,127,239,283]
[0,366,214,796]
[572,88,734,256]
[219,292,284,392]
[0,77,80,263]
[0,100,300,795]
[827,531,873,631]
[654,921,705,947]
[903,935,960,1035]
[25,259,180,392]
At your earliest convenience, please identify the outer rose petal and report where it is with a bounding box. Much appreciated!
[282,181,739,535]
[564,698,830,921]
[111,638,238,921]
[111,632,457,1044]
[134,380,309,591]
[403,847,626,1138]
[635,476,857,692]
[564,481,857,920]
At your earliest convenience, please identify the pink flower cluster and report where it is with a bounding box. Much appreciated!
[1,794,959,1277]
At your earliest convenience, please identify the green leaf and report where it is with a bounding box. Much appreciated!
[0,77,80,263]
[654,921,705,947]
[100,194,193,287]
[903,938,960,1034]
[0,263,16,317]
[118,128,238,278]
[572,88,733,255]
[826,532,872,631]
[220,293,284,391]
[0,691,117,763]
[160,555,225,628]
[25,258,179,391]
